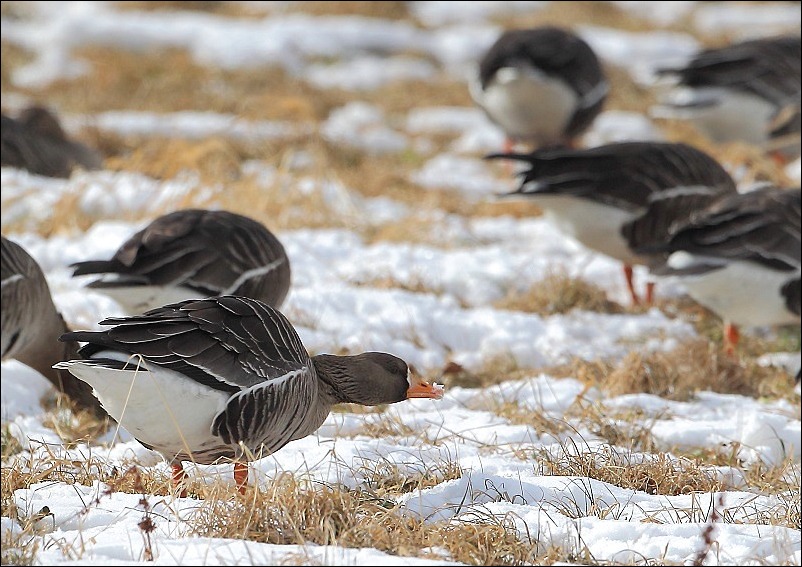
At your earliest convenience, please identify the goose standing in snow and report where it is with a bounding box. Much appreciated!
[471,26,608,153]
[70,209,292,314]
[1,236,105,416]
[55,296,444,493]
[653,35,801,162]
[635,186,801,353]
[488,141,737,305]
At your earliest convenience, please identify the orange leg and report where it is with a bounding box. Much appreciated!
[234,461,249,495]
[645,281,655,306]
[724,322,740,355]
[171,463,188,497]
[623,264,640,306]
[769,150,788,168]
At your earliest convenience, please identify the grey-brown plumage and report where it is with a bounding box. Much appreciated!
[70,209,292,314]
[492,141,736,211]
[641,187,801,279]
[55,296,442,470]
[638,187,800,334]
[472,26,607,147]
[488,141,738,304]
[1,236,105,416]
[1,105,103,178]
[655,35,801,158]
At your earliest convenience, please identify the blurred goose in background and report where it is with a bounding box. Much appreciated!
[1,104,103,178]
[70,209,292,314]
[653,35,802,162]
[1,235,106,416]
[55,295,444,493]
[488,141,737,305]
[635,186,801,353]
[471,26,608,153]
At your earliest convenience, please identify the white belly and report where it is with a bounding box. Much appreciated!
[474,67,577,144]
[535,195,643,265]
[658,88,776,147]
[57,351,230,460]
[672,258,799,327]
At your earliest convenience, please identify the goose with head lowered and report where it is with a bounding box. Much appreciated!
[2,235,105,417]
[471,26,608,153]
[487,141,738,305]
[634,186,801,354]
[70,209,291,314]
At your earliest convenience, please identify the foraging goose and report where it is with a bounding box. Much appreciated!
[54,296,444,492]
[636,186,801,351]
[1,236,105,416]
[71,209,292,314]
[653,35,801,161]
[471,26,608,152]
[1,105,103,178]
[488,141,737,304]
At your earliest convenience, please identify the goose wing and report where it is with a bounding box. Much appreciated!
[71,210,291,306]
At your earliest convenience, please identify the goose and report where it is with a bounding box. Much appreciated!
[54,295,444,493]
[1,235,105,416]
[1,105,103,178]
[70,209,292,314]
[470,26,608,153]
[653,35,801,162]
[635,186,801,352]
[487,141,737,305]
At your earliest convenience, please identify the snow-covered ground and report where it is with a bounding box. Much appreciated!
[2,1,800,565]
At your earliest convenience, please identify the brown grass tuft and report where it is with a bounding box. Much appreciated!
[104,136,243,182]
[605,339,796,400]
[115,1,271,18]
[536,441,724,496]
[39,393,112,449]
[1,41,34,92]
[561,337,797,401]
[494,271,625,316]
[355,457,463,496]
[437,355,534,390]
[190,473,560,565]
[282,1,413,21]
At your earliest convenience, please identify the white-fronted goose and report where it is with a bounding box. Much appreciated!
[636,186,801,352]
[71,209,292,314]
[470,26,608,152]
[55,296,444,493]
[654,35,801,161]
[1,105,103,178]
[1,235,105,416]
[488,141,737,304]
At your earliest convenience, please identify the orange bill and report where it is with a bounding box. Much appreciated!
[407,381,445,399]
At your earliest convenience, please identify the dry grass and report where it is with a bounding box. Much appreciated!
[355,457,463,496]
[189,472,587,565]
[570,402,661,453]
[494,271,625,316]
[281,1,412,21]
[0,41,34,92]
[39,393,112,450]
[114,1,271,18]
[24,46,345,123]
[536,441,725,496]
[492,400,569,439]
[559,337,798,401]
[492,1,660,35]
[436,355,534,390]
